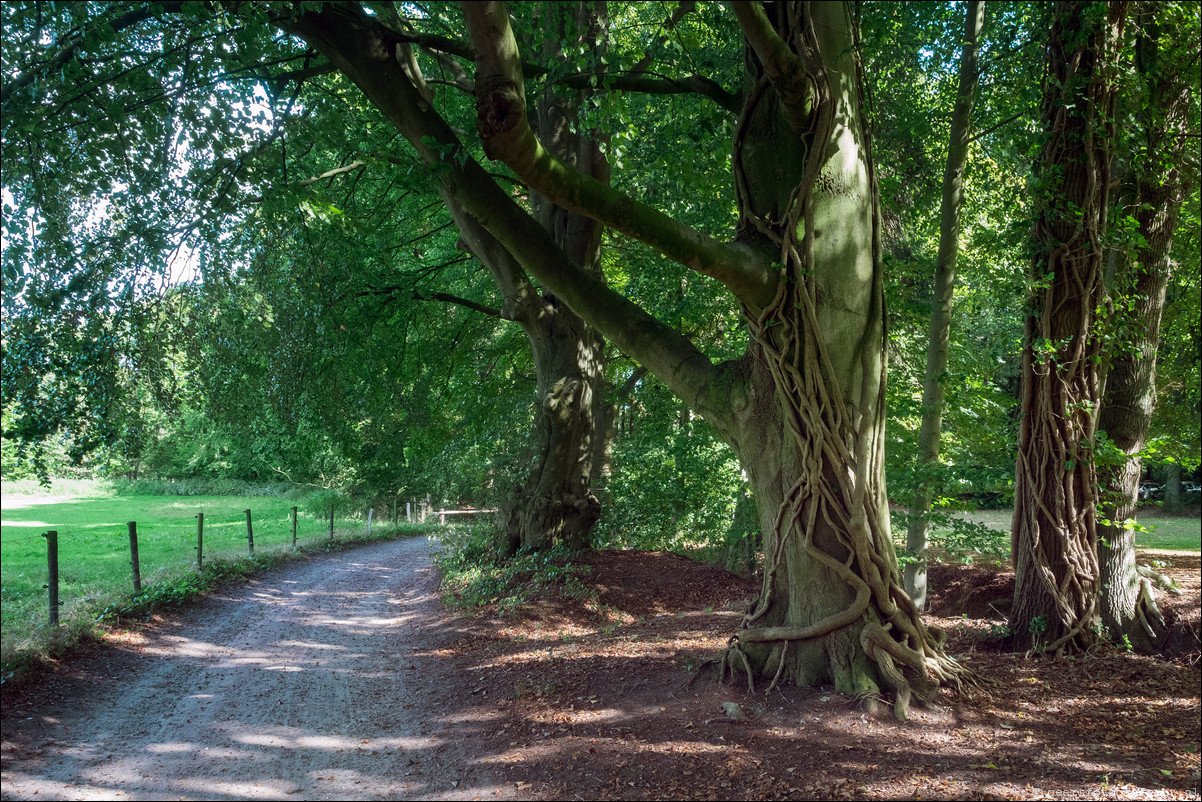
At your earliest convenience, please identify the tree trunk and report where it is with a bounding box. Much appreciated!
[497,2,611,553]
[905,0,984,610]
[1162,463,1183,513]
[1096,21,1187,639]
[714,2,964,716]
[1009,1,1126,654]
[499,308,605,552]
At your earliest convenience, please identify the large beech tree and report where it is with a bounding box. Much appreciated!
[2,1,966,713]
[341,0,962,710]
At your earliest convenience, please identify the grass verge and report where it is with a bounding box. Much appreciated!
[951,508,1201,552]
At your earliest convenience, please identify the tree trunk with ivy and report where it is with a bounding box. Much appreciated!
[1008,0,1126,654]
[1095,0,1194,648]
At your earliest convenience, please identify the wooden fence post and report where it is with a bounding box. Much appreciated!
[406,501,412,523]
[291,506,298,549]
[244,509,254,556]
[44,530,59,627]
[127,521,142,594]
[196,513,204,571]
[367,506,373,536]
[330,504,335,539]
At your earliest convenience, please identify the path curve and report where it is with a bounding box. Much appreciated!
[1,536,515,801]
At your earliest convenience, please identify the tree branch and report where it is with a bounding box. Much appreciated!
[285,6,726,418]
[416,290,506,319]
[966,111,1024,144]
[728,1,810,131]
[462,1,776,312]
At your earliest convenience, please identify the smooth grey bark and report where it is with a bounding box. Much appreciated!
[904,0,984,610]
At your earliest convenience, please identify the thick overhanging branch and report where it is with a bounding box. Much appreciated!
[462,1,776,312]
[285,6,723,416]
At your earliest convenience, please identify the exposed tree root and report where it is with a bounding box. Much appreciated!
[1137,564,1182,596]
[1134,576,1168,648]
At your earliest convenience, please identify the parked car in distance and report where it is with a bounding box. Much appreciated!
[1139,481,1162,500]
[1182,481,1201,495]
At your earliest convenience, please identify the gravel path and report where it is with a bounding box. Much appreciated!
[1,535,516,801]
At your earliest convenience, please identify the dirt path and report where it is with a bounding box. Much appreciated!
[1,535,517,801]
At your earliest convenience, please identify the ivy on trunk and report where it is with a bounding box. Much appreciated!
[1009,0,1127,655]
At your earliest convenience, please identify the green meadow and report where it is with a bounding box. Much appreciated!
[950,508,1201,552]
[1,486,421,657]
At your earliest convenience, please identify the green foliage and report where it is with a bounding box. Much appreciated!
[891,506,1009,567]
[592,377,745,556]
[433,522,594,613]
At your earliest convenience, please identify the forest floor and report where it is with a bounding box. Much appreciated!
[444,548,1201,801]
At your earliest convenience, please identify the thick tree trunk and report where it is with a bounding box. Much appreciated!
[500,308,605,552]
[1009,1,1126,654]
[715,2,964,716]
[905,0,984,610]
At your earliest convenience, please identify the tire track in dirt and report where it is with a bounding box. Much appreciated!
[1,535,519,801]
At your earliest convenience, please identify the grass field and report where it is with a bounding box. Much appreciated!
[1,487,425,661]
[951,508,1202,552]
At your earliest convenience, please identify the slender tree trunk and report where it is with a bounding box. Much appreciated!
[905,0,984,610]
[1162,463,1183,513]
[1009,0,1126,654]
[591,364,647,484]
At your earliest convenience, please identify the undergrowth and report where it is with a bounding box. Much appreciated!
[0,523,437,688]
[433,522,596,613]
[891,507,1010,567]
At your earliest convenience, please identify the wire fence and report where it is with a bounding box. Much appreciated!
[0,496,451,646]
